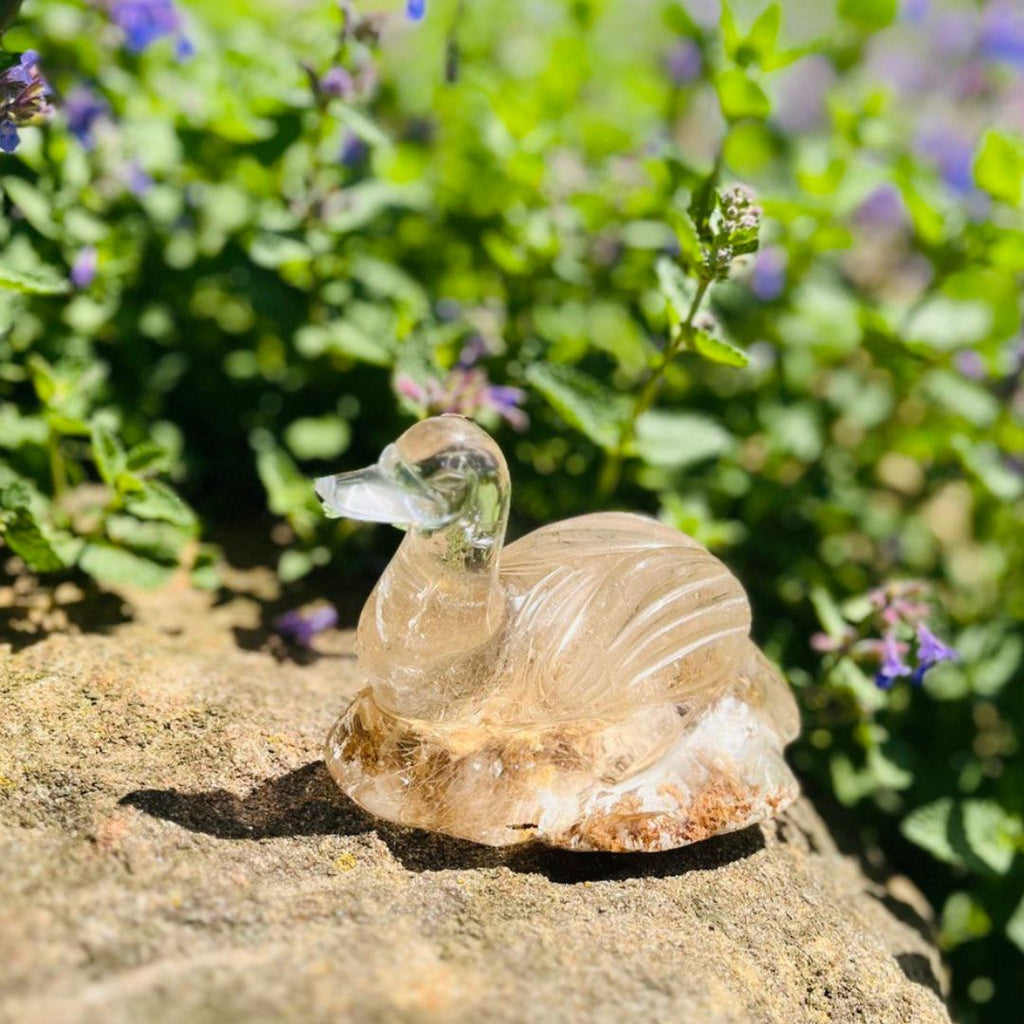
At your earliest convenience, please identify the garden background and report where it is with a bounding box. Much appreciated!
[1,1,1022,1020]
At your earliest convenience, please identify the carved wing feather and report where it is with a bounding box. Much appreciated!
[498,513,751,718]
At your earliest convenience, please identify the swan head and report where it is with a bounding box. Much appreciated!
[314,415,509,550]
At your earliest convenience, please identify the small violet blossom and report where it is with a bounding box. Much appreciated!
[0,50,53,154]
[911,623,959,685]
[874,632,913,689]
[273,605,339,647]
[665,39,701,86]
[395,337,528,432]
[64,87,109,149]
[107,0,193,58]
[915,127,975,195]
[70,246,98,289]
[406,0,426,22]
[855,184,908,229]
[954,349,986,380]
[320,66,354,100]
[750,246,787,301]
[339,131,368,168]
[981,1,1024,69]
[813,580,958,691]
[123,160,153,196]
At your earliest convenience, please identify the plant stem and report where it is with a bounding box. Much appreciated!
[598,275,710,498]
[48,430,67,501]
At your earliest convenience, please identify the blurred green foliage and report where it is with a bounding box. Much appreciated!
[1,0,1022,1018]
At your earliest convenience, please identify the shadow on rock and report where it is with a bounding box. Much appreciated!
[123,760,766,882]
[121,761,376,839]
[0,575,132,652]
[895,952,945,1002]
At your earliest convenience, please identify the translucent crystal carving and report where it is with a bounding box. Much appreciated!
[315,415,800,852]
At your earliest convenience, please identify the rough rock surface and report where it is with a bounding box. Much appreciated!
[0,574,952,1024]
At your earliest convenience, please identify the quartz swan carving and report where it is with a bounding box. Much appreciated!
[315,415,800,852]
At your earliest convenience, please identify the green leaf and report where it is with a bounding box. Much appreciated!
[692,329,750,367]
[248,234,312,268]
[1007,895,1024,955]
[255,440,320,520]
[105,515,190,564]
[901,798,961,867]
[902,799,1021,874]
[0,259,70,296]
[837,0,897,31]
[922,370,1000,428]
[90,421,127,487]
[294,321,392,366]
[829,657,887,713]
[26,355,57,405]
[738,4,781,68]
[633,410,733,468]
[284,415,351,461]
[952,437,1024,503]
[0,405,47,448]
[124,480,197,531]
[525,363,628,451]
[78,543,176,589]
[961,801,1021,875]
[688,173,719,240]
[810,584,847,639]
[0,480,72,573]
[667,207,704,266]
[0,4,27,36]
[904,297,992,351]
[941,892,992,947]
[2,178,58,238]
[125,441,174,475]
[974,130,1024,205]
[715,69,771,121]
[656,257,697,327]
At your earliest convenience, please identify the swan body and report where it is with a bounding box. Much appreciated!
[316,416,799,852]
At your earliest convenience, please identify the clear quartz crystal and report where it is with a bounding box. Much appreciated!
[316,415,800,852]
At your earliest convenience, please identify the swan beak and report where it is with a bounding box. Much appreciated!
[314,463,447,529]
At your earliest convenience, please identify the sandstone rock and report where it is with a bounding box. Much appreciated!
[0,579,951,1024]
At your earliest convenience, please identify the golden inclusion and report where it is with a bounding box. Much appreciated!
[315,415,799,852]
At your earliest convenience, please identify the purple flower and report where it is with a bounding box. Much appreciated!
[855,184,908,229]
[320,66,353,99]
[482,384,529,432]
[406,0,426,21]
[955,349,986,379]
[665,39,701,86]
[875,631,913,689]
[982,1,1024,68]
[916,127,976,195]
[64,87,109,149]
[123,160,153,195]
[395,373,428,404]
[0,119,17,153]
[457,335,491,369]
[273,605,339,647]
[751,246,787,301]
[339,131,368,168]
[902,0,930,25]
[5,51,38,87]
[0,49,53,152]
[911,623,958,684]
[107,0,191,57]
[70,246,98,288]
[772,56,836,135]
[395,367,528,432]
